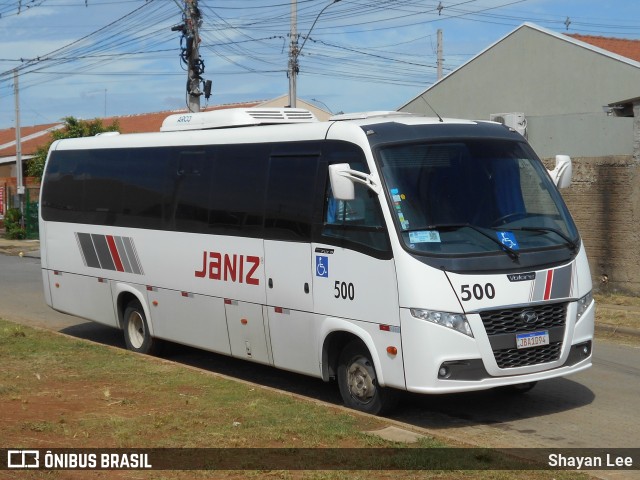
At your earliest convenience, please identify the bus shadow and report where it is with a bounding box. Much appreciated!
[60,321,595,429]
[393,378,595,430]
[59,321,343,405]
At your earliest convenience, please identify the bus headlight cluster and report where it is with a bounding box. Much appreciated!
[576,290,593,321]
[410,309,474,337]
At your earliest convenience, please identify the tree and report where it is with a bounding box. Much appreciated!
[27,116,120,180]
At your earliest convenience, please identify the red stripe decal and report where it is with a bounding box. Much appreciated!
[544,270,554,300]
[106,235,125,272]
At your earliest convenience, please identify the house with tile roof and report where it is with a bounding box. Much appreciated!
[399,23,640,294]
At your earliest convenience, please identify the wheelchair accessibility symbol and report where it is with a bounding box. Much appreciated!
[316,256,329,277]
[496,231,520,250]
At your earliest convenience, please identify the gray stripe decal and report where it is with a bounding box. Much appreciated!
[550,264,572,299]
[75,232,143,275]
[531,274,546,302]
[114,235,133,273]
[77,232,101,269]
[91,234,116,271]
[122,236,142,275]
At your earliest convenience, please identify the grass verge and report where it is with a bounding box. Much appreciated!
[0,318,588,480]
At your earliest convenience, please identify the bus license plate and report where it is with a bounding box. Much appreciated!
[516,331,549,349]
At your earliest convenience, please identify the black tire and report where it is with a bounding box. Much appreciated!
[123,300,160,355]
[337,340,398,415]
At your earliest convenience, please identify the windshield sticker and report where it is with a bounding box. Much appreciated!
[390,188,399,195]
[409,230,441,243]
[497,231,520,250]
[392,194,402,202]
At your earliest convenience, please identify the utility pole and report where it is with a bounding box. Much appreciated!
[288,0,340,109]
[185,0,202,112]
[436,29,443,81]
[13,69,24,224]
[172,0,210,112]
[288,0,298,108]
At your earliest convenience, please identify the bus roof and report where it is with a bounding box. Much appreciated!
[49,108,522,152]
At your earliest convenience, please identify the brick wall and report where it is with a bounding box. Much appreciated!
[546,155,640,294]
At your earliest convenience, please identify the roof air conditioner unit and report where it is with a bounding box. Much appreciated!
[489,112,527,138]
[161,108,317,132]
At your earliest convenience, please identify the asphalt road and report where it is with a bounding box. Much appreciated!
[1,254,639,472]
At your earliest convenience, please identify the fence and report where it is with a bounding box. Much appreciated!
[0,182,40,239]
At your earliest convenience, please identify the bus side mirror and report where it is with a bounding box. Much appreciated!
[549,155,572,189]
[329,163,381,201]
[329,163,356,200]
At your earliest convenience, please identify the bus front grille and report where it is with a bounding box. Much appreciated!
[480,302,567,335]
[493,342,562,368]
[480,303,567,368]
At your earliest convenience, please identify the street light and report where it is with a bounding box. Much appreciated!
[311,98,333,113]
[288,0,341,108]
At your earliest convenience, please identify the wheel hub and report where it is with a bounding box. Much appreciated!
[347,357,375,403]
[127,311,145,349]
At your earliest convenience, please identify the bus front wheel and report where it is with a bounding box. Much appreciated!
[337,340,397,415]
[123,300,159,355]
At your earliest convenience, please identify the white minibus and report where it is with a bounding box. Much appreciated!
[39,108,594,414]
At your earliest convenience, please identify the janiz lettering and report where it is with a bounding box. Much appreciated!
[195,251,260,285]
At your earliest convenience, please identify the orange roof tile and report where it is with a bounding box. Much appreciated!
[568,34,640,63]
[0,101,262,158]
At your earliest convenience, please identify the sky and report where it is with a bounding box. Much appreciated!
[0,0,639,129]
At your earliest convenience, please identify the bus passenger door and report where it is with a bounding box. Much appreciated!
[312,160,403,389]
[263,154,320,377]
[313,172,399,327]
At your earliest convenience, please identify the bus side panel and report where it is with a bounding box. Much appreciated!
[226,301,270,365]
[42,269,53,309]
[47,271,118,327]
[268,308,320,377]
[147,288,231,355]
[319,317,406,390]
[311,244,399,326]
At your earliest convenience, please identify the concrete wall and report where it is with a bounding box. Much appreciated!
[527,114,633,159]
[546,155,640,295]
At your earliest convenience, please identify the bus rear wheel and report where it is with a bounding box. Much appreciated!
[337,340,397,415]
[123,300,159,355]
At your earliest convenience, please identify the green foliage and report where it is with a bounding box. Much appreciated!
[3,208,25,239]
[27,116,120,180]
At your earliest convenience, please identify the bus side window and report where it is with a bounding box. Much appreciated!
[322,164,389,253]
[265,156,318,241]
[166,149,212,232]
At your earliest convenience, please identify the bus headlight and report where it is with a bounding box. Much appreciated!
[410,309,474,337]
[576,290,593,321]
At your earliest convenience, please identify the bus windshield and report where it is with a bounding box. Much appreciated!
[377,139,579,256]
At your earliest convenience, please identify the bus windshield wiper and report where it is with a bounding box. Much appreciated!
[407,223,520,260]
[505,226,578,251]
